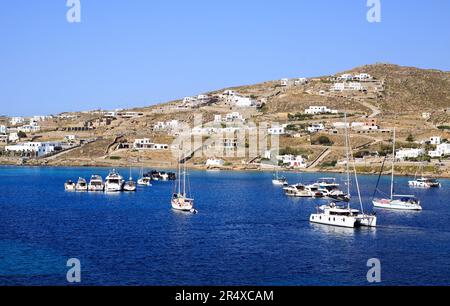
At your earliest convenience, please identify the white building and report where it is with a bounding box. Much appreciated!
[65,135,77,142]
[234,96,255,108]
[429,143,450,158]
[154,120,179,130]
[278,155,307,169]
[8,132,19,143]
[305,106,338,115]
[396,148,425,160]
[0,125,6,134]
[294,78,308,86]
[10,117,25,125]
[18,122,41,133]
[430,136,442,145]
[225,112,245,122]
[354,73,373,81]
[307,124,325,133]
[5,142,60,157]
[337,74,354,81]
[268,126,285,135]
[133,138,168,150]
[206,158,225,167]
[280,78,289,87]
[331,82,366,92]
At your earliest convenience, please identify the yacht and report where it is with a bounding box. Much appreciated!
[408,177,441,188]
[284,184,320,198]
[171,159,197,213]
[313,178,349,201]
[75,177,88,192]
[137,166,152,186]
[104,169,124,192]
[88,175,104,192]
[65,180,76,191]
[310,114,377,228]
[373,129,423,211]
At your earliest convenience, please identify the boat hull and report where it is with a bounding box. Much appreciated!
[310,213,358,228]
[373,199,422,211]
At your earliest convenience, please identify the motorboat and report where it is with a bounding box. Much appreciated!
[75,177,88,192]
[284,184,318,197]
[104,169,124,192]
[408,177,441,188]
[124,179,137,192]
[88,175,104,192]
[65,180,76,191]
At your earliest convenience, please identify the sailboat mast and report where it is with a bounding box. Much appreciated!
[391,128,396,200]
[183,161,187,196]
[344,114,351,209]
[178,153,181,194]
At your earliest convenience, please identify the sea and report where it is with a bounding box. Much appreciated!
[0,166,449,285]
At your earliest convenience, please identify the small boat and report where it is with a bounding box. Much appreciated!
[65,180,76,191]
[172,159,196,213]
[272,170,288,186]
[137,166,152,186]
[75,177,88,192]
[373,128,423,211]
[408,177,441,188]
[313,178,349,201]
[284,184,317,197]
[104,169,124,192]
[88,175,104,192]
[124,179,137,192]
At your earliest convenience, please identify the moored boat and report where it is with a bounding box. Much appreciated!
[104,169,124,192]
[65,180,76,191]
[75,177,88,192]
[408,177,441,188]
[88,175,104,192]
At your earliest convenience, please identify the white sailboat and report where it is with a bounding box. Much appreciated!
[310,114,377,228]
[373,129,422,211]
[137,166,152,186]
[124,167,137,192]
[171,158,197,214]
[272,169,288,186]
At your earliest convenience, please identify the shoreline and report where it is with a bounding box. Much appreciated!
[1,162,449,179]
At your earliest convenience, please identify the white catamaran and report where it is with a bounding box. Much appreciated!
[310,114,377,228]
[171,158,197,214]
[373,129,422,211]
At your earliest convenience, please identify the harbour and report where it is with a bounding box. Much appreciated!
[0,166,449,285]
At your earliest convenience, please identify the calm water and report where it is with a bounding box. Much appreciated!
[0,166,449,286]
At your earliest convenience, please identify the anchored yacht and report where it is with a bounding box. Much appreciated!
[65,180,76,191]
[171,158,197,214]
[104,169,124,192]
[88,175,104,192]
[408,177,441,188]
[75,177,88,192]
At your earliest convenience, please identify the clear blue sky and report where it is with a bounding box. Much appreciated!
[0,0,449,116]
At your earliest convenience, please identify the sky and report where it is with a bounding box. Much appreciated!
[0,0,449,116]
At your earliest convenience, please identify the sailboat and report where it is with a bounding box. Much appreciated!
[124,167,137,192]
[272,168,288,186]
[310,114,377,228]
[171,157,197,214]
[373,129,422,211]
[137,165,152,186]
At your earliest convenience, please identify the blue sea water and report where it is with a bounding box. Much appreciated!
[0,166,449,286]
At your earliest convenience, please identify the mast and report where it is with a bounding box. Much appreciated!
[178,153,181,194]
[183,160,187,196]
[391,128,396,200]
[344,113,351,209]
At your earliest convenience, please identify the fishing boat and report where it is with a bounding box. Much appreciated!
[124,168,137,192]
[65,180,76,191]
[88,175,104,192]
[272,169,288,186]
[310,114,377,228]
[104,169,124,192]
[171,159,197,214]
[373,129,423,211]
[408,177,441,188]
[75,177,88,192]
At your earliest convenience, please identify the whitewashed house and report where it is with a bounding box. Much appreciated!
[278,155,307,169]
[429,143,450,158]
[430,136,442,145]
[305,106,338,115]
[294,78,308,86]
[133,138,168,150]
[5,142,60,157]
[65,135,77,142]
[8,132,19,143]
[307,124,325,133]
[234,96,255,108]
[268,126,285,135]
[337,74,354,81]
[354,73,373,81]
[396,148,425,160]
[0,125,6,134]
[206,158,225,167]
[18,122,41,133]
[10,117,25,125]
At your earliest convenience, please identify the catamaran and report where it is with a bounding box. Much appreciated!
[88,175,105,192]
[373,129,422,211]
[310,114,377,228]
[75,177,88,192]
[171,158,197,214]
[104,169,124,192]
